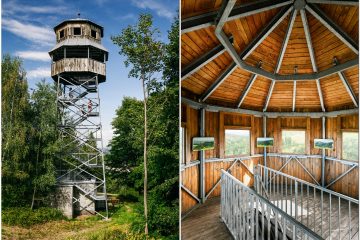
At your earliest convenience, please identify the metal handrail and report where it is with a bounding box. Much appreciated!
[257,165,358,204]
[221,169,322,240]
[255,164,359,239]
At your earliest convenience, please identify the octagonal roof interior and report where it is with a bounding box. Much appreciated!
[181,0,359,112]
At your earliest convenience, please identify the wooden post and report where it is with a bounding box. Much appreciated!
[306,117,311,155]
[219,111,224,158]
[251,115,255,156]
[321,116,326,187]
[185,105,191,165]
[200,108,206,203]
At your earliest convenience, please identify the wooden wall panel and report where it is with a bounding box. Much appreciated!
[205,111,219,159]
[181,165,199,213]
[181,103,359,214]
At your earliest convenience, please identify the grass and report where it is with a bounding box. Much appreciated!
[2,202,172,240]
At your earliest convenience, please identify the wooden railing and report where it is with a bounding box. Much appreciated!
[51,58,105,76]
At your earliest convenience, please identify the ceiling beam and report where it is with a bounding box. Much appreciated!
[215,27,358,81]
[240,6,293,60]
[316,79,326,112]
[200,62,237,102]
[334,58,358,107]
[181,0,292,34]
[275,9,297,73]
[305,3,358,54]
[182,97,358,118]
[301,9,318,72]
[292,80,297,112]
[263,80,276,112]
[306,0,358,5]
[181,36,234,81]
[237,61,262,108]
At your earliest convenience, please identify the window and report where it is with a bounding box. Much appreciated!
[180,127,185,164]
[73,27,81,35]
[59,29,64,38]
[281,130,305,154]
[342,132,358,161]
[91,29,97,38]
[225,129,250,156]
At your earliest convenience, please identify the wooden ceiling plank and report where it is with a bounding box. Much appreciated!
[305,3,358,54]
[181,0,293,34]
[301,9,318,72]
[275,9,297,73]
[181,36,234,80]
[200,62,237,101]
[240,6,293,60]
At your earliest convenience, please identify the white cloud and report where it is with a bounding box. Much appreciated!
[131,0,175,20]
[3,1,68,15]
[27,67,51,79]
[2,19,54,46]
[119,13,137,21]
[15,51,50,62]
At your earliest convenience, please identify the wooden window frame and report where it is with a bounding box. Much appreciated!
[280,128,306,155]
[59,29,65,39]
[73,27,81,36]
[341,129,358,162]
[224,126,251,158]
[91,29,97,39]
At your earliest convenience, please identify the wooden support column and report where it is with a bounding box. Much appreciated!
[185,105,192,165]
[263,116,267,168]
[199,108,206,203]
[250,115,255,156]
[219,112,225,158]
[277,117,282,153]
[336,117,342,159]
[321,116,326,187]
[306,117,311,155]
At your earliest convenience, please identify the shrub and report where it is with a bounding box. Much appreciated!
[2,207,65,227]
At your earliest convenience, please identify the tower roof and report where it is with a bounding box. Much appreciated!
[54,18,104,37]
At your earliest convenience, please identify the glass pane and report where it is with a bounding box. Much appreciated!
[281,130,305,154]
[343,132,358,161]
[225,129,250,156]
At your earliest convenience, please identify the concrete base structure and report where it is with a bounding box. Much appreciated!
[54,182,98,218]
[53,185,74,219]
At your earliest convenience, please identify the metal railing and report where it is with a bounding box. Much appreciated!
[221,169,322,240]
[255,165,359,239]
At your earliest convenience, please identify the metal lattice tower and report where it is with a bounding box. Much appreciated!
[49,17,108,219]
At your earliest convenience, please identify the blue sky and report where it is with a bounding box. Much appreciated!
[2,0,178,147]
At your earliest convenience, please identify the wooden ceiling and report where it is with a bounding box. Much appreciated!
[181,0,359,112]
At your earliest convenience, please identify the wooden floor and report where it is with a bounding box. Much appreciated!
[181,186,359,240]
[267,185,359,239]
[181,197,233,240]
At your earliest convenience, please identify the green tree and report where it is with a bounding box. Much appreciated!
[111,14,164,235]
[1,55,32,207]
[29,80,59,209]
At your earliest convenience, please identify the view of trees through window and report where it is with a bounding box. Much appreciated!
[342,132,358,161]
[281,130,305,154]
[225,129,250,156]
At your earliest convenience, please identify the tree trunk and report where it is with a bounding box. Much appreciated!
[142,75,148,235]
[31,131,42,210]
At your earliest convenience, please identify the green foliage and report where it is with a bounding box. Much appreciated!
[2,207,65,227]
[111,13,164,82]
[2,55,61,208]
[108,14,179,237]
[225,130,250,156]
[2,55,32,207]
[281,130,305,154]
[342,132,358,161]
